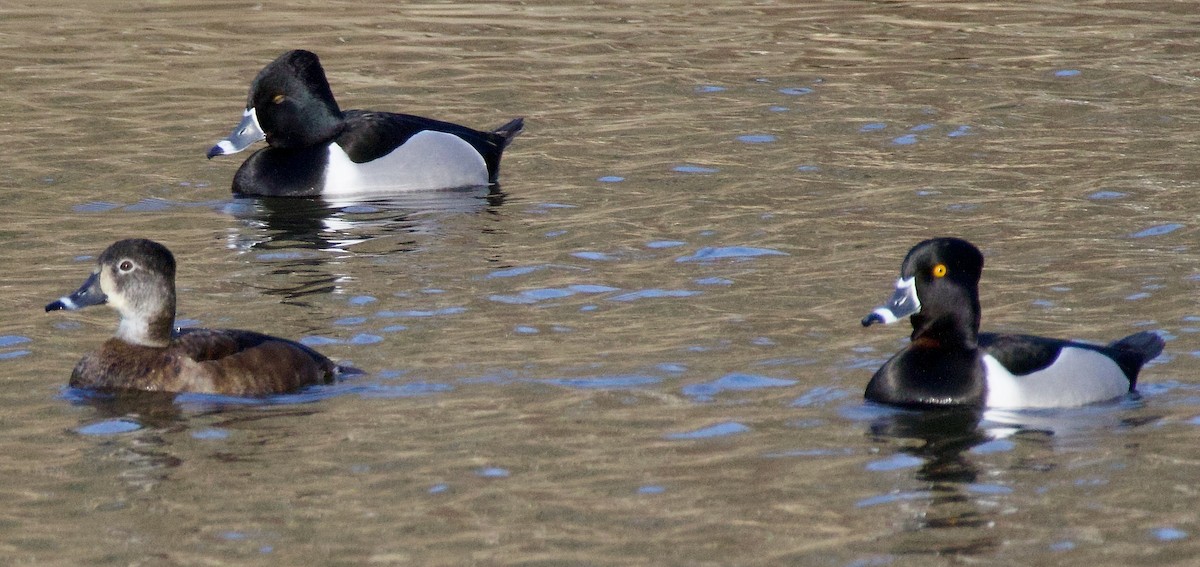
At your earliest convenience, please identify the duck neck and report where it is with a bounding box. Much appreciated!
[116,294,175,348]
[910,310,978,350]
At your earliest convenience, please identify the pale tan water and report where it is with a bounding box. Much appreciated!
[2,1,1200,565]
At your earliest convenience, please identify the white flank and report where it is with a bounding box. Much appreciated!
[982,348,1129,408]
[322,131,488,194]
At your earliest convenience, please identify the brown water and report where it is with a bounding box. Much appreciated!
[2,1,1200,564]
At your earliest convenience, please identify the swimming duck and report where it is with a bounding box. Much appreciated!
[861,237,1163,409]
[46,239,339,395]
[207,49,524,197]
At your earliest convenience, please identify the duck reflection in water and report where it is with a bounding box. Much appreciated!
[864,408,1002,556]
[863,402,1159,556]
[868,407,989,484]
[66,388,332,498]
[219,186,507,300]
[222,185,506,252]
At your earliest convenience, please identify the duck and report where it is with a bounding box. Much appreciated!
[207,49,524,197]
[46,239,339,395]
[861,237,1163,409]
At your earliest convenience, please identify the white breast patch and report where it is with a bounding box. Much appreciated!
[982,347,1130,408]
[322,130,489,194]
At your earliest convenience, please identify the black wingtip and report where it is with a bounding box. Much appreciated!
[862,313,884,327]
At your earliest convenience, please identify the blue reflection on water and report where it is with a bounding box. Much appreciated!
[865,453,924,472]
[948,125,972,137]
[683,373,797,402]
[486,265,547,278]
[192,428,230,440]
[0,336,31,348]
[966,483,1013,495]
[355,382,454,398]
[778,87,813,96]
[855,490,932,508]
[572,251,614,261]
[676,246,787,262]
[969,438,1015,454]
[1130,223,1183,238]
[76,419,142,436]
[1151,527,1188,541]
[609,289,701,302]
[491,288,575,304]
[673,164,720,173]
[490,284,618,305]
[665,422,750,440]
[737,134,777,143]
[478,467,510,478]
[790,386,850,407]
[375,307,467,318]
[74,201,122,213]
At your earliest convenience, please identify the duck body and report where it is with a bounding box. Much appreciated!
[47,239,338,396]
[862,238,1163,409]
[208,49,523,197]
[70,329,336,396]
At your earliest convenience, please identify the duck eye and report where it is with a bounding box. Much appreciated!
[932,263,947,278]
[118,260,134,273]
[272,94,286,104]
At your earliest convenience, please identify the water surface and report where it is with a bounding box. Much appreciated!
[3,1,1200,564]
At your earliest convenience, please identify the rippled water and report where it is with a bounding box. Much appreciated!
[3,1,1200,564]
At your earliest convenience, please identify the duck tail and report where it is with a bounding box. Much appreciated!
[1107,331,1164,390]
[1109,330,1165,364]
[491,117,525,148]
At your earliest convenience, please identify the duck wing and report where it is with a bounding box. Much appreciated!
[172,329,338,396]
[337,111,521,179]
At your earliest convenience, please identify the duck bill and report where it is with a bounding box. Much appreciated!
[45,272,108,312]
[861,277,920,327]
[206,107,265,158]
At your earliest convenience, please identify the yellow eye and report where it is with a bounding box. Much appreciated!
[272,94,286,104]
[932,264,947,278]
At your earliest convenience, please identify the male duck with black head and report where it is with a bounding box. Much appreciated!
[46,239,339,395]
[207,49,524,197]
[861,237,1163,409]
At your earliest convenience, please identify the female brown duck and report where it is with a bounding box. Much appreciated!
[46,239,339,395]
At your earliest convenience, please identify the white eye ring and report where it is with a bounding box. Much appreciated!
[118,260,135,273]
